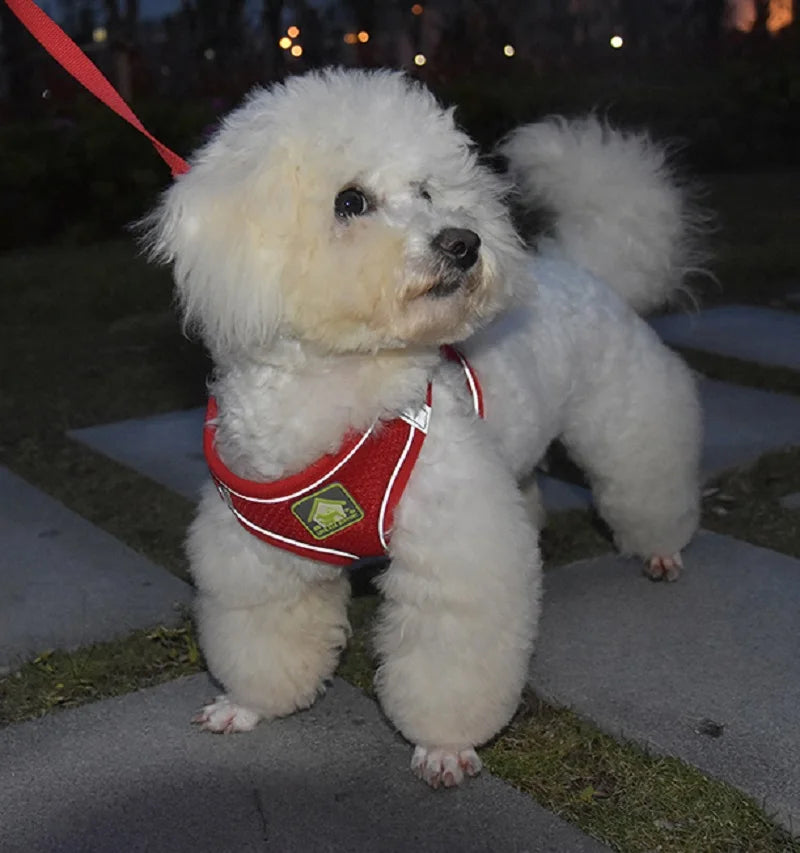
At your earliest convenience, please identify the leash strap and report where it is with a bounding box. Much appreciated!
[5,0,190,177]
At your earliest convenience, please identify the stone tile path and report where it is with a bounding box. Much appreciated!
[651,305,800,371]
[0,468,192,676]
[699,377,800,477]
[530,531,800,831]
[780,492,800,511]
[71,408,207,501]
[0,674,610,853]
[535,473,591,512]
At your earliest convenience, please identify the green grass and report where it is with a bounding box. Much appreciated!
[1,171,800,851]
[483,693,798,853]
[0,621,203,726]
[681,346,800,398]
[701,446,800,559]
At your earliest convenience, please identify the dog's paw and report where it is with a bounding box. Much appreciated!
[411,745,482,789]
[192,695,261,733]
[644,552,683,582]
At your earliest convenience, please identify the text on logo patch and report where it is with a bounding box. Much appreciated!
[291,483,365,540]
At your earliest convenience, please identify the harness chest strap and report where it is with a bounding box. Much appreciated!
[204,347,483,566]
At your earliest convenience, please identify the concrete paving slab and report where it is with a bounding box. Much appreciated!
[529,531,800,830]
[651,305,800,371]
[0,674,609,853]
[0,468,192,675]
[700,377,800,478]
[779,492,800,511]
[70,407,207,500]
[69,377,800,514]
[535,473,592,512]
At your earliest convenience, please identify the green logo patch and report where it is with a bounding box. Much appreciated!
[291,483,364,540]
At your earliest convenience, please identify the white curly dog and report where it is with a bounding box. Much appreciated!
[144,68,702,789]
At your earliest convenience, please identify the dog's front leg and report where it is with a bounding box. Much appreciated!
[373,403,542,788]
[188,485,351,731]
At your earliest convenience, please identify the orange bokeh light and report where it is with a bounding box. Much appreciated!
[730,0,793,32]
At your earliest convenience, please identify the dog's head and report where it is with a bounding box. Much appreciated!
[143,68,524,357]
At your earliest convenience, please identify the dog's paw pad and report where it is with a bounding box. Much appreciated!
[192,695,261,733]
[411,745,482,789]
[644,552,683,582]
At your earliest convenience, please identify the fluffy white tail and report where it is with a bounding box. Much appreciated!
[500,116,705,313]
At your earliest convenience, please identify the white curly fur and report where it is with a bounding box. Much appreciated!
[142,68,701,786]
[500,115,703,313]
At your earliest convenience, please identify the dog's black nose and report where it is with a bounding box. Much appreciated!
[432,228,481,271]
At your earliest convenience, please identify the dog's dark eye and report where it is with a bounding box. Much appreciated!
[419,186,432,202]
[335,188,370,219]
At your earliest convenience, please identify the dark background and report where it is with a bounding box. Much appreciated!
[0,0,797,250]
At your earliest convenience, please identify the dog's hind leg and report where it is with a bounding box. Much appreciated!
[559,322,702,575]
[188,486,351,730]
[373,392,542,787]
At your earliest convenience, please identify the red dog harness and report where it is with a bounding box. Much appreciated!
[204,347,483,566]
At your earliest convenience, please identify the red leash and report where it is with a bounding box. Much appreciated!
[5,0,190,177]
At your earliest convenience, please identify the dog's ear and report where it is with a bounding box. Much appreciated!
[139,147,294,357]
